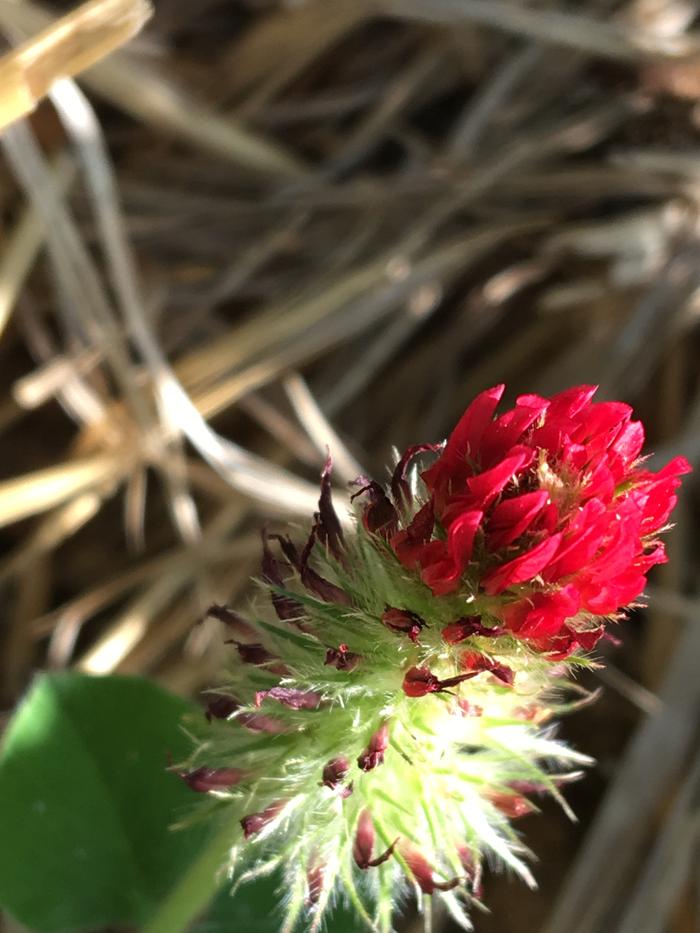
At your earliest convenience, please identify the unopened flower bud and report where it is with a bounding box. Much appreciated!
[353,809,397,869]
[357,722,389,771]
[381,606,425,642]
[401,844,462,894]
[325,643,359,671]
[178,767,246,793]
[240,801,286,840]
[305,857,325,908]
[442,616,503,644]
[321,757,353,798]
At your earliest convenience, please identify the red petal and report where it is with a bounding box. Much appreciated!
[463,446,533,509]
[572,401,632,446]
[480,396,548,465]
[391,501,434,569]
[611,419,644,464]
[421,510,482,595]
[487,490,550,548]
[546,385,598,419]
[578,570,647,614]
[482,533,563,594]
[423,385,504,492]
[509,585,580,639]
[544,499,608,580]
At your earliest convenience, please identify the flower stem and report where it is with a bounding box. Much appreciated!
[144,821,233,933]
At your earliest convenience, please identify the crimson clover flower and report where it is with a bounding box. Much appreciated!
[180,385,689,932]
[395,384,690,656]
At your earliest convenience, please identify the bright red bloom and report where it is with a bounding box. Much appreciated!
[384,385,690,656]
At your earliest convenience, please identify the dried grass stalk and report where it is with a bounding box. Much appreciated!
[0,0,151,129]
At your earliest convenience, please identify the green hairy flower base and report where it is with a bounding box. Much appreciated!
[174,523,593,932]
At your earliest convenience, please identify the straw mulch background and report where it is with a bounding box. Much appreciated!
[1,2,699,932]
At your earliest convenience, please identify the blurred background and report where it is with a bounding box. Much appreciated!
[0,1,699,931]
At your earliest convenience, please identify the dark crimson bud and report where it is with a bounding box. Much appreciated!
[204,694,239,721]
[460,651,514,686]
[255,687,322,710]
[206,604,258,639]
[353,809,374,869]
[457,845,483,899]
[381,606,425,643]
[305,857,325,908]
[240,801,286,840]
[353,809,397,869]
[442,616,504,644]
[486,790,534,819]
[351,478,398,539]
[357,722,390,771]
[403,665,481,697]
[402,666,440,697]
[391,500,435,569]
[179,767,246,793]
[299,518,352,605]
[325,643,360,671]
[228,640,276,666]
[402,845,462,894]
[317,454,345,560]
[489,662,514,685]
[261,530,305,623]
[270,533,301,570]
[321,757,350,791]
[237,711,288,734]
[390,443,442,512]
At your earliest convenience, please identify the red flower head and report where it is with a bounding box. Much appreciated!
[388,385,690,655]
[187,392,689,932]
